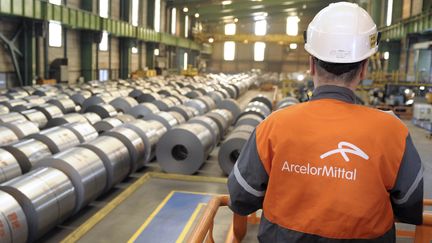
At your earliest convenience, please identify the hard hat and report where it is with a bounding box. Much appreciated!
[304,2,380,63]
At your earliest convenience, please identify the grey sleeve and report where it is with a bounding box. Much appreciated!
[227,130,269,216]
[390,134,424,225]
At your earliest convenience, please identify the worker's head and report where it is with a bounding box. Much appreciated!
[304,2,380,90]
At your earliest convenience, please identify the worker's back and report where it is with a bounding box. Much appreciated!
[256,95,407,239]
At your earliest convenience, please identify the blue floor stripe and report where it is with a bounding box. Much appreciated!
[133,192,212,243]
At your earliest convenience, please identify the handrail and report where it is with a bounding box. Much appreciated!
[189,197,432,243]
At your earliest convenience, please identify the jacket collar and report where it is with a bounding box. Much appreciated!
[311,85,356,104]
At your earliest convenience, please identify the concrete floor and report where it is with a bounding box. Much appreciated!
[40,90,432,243]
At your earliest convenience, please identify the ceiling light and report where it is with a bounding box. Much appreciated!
[183,7,188,12]
[302,4,307,9]
[208,37,214,43]
[290,43,298,49]
[234,18,238,22]
[383,51,389,60]
[195,13,199,18]
[297,74,305,81]
[222,1,232,5]
[420,86,426,91]
[154,49,160,56]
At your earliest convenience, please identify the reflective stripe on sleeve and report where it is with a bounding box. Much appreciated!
[233,162,265,197]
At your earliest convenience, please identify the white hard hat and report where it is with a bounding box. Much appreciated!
[304,2,380,63]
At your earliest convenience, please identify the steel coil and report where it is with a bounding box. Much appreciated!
[78,136,131,190]
[70,91,92,106]
[184,99,207,115]
[62,122,98,143]
[246,101,271,117]
[143,111,178,130]
[0,99,27,110]
[218,131,252,175]
[0,112,27,124]
[0,120,40,139]
[127,103,160,118]
[81,95,113,111]
[34,104,63,120]
[115,114,136,123]
[197,96,216,111]
[235,113,263,127]
[152,98,176,111]
[104,126,145,172]
[168,105,196,121]
[0,167,76,242]
[205,111,230,138]
[250,95,273,111]
[93,118,123,133]
[46,113,88,127]
[82,112,102,125]
[0,148,22,183]
[84,104,118,119]
[168,111,186,125]
[0,190,28,242]
[109,97,138,113]
[3,139,52,172]
[20,109,48,129]
[217,99,241,123]
[156,123,213,174]
[28,127,81,154]
[137,92,161,103]
[48,98,77,113]
[0,126,19,146]
[207,91,224,105]
[124,120,167,163]
[185,90,202,99]
[189,116,220,147]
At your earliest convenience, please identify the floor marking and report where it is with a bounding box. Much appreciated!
[129,191,212,243]
[61,172,227,242]
[127,191,176,243]
[176,203,206,243]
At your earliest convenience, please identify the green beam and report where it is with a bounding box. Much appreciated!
[119,38,131,79]
[19,20,34,86]
[80,30,94,81]
[146,43,155,69]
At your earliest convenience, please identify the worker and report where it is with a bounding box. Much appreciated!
[228,2,423,242]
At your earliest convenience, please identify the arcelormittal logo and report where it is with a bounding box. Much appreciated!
[320,142,369,162]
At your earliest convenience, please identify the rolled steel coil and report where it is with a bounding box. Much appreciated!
[70,91,92,106]
[152,98,176,111]
[20,109,48,129]
[218,128,254,175]
[28,127,81,154]
[23,96,45,105]
[240,106,268,120]
[0,120,40,139]
[250,95,273,111]
[0,190,28,243]
[115,114,136,123]
[84,104,118,119]
[78,136,131,190]
[246,101,272,117]
[184,99,207,115]
[217,99,241,123]
[0,99,27,110]
[124,120,167,163]
[156,123,213,175]
[126,103,160,118]
[168,111,186,125]
[93,118,123,133]
[48,98,77,113]
[62,122,98,143]
[3,139,52,173]
[221,85,237,99]
[189,116,220,149]
[37,147,107,212]
[143,111,178,130]
[109,97,138,113]
[0,126,19,146]
[82,112,102,125]
[205,111,230,138]
[0,105,9,115]
[0,148,22,183]
[136,92,161,103]
[0,112,27,124]
[81,95,113,111]
[168,105,196,121]
[46,113,88,127]
[34,103,63,120]
[170,94,189,104]
[104,126,145,172]
[196,96,216,111]
[0,167,76,242]
[235,113,263,127]
[276,97,299,110]
[185,90,202,99]
[207,91,224,106]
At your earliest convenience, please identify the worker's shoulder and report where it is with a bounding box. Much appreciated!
[354,104,409,131]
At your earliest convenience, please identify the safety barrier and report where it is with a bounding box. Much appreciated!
[189,196,432,243]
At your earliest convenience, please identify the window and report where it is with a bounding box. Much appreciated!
[386,0,393,26]
[224,41,235,61]
[99,31,109,51]
[154,0,161,32]
[132,47,138,54]
[254,42,266,61]
[286,16,299,36]
[255,20,267,36]
[183,52,188,70]
[49,0,61,5]
[99,0,109,18]
[171,8,177,34]
[131,0,139,26]
[224,23,236,35]
[185,15,189,38]
[99,69,109,81]
[49,21,62,47]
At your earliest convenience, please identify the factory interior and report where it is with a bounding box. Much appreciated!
[0,0,432,242]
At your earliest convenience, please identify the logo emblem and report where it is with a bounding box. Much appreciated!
[320,142,369,162]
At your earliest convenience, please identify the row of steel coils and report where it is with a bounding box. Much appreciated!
[0,74,256,242]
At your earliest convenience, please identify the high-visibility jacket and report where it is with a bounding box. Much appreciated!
[228,85,423,242]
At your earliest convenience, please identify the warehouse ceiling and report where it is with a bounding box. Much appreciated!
[166,0,355,24]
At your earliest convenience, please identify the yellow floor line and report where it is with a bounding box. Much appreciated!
[128,190,176,243]
[60,172,227,242]
[176,203,207,243]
